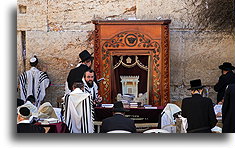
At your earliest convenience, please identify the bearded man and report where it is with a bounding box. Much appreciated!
[82,69,102,106]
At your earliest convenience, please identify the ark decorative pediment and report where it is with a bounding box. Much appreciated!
[103,31,160,49]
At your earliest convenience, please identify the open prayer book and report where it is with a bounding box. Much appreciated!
[39,118,59,125]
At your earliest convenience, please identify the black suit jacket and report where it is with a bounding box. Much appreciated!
[67,64,98,91]
[17,123,45,133]
[100,114,136,133]
[214,71,235,103]
[67,64,90,91]
[181,94,217,133]
[222,84,235,133]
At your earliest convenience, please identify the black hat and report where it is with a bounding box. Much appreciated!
[79,50,94,62]
[219,62,235,71]
[188,79,205,90]
[113,101,129,112]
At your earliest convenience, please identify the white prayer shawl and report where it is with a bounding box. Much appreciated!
[63,88,94,133]
[82,78,99,103]
[161,103,181,133]
[19,67,50,108]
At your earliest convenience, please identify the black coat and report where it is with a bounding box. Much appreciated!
[214,71,235,103]
[222,84,235,133]
[17,123,45,133]
[100,114,136,133]
[67,64,90,91]
[181,94,217,133]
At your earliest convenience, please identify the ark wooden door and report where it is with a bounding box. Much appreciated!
[92,20,171,106]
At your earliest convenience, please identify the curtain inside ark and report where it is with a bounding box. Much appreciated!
[112,55,148,102]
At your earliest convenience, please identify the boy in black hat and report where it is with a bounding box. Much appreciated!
[181,79,217,133]
[100,101,136,133]
[214,62,235,104]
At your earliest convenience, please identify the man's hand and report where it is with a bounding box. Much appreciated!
[96,95,102,103]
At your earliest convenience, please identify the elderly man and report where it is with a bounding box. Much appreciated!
[63,81,94,133]
[17,106,45,133]
[18,56,50,107]
[214,62,235,104]
[181,79,217,133]
[83,69,102,106]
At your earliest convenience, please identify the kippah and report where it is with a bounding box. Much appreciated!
[30,57,37,63]
[19,107,30,117]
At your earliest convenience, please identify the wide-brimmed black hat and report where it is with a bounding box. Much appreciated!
[79,50,94,62]
[219,62,235,71]
[113,101,129,112]
[188,79,205,90]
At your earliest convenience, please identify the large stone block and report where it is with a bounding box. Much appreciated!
[47,0,136,31]
[136,0,198,28]
[170,30,185,85]
[183,32,234,85]
[17,0,47,31]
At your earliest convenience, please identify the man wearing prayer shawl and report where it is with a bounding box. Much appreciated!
[17,106,45,133]
[62,82,94,133]
[160,103,187,133]
[18,56,50,108]
[82,69,102,106]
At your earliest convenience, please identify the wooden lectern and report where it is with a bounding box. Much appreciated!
[92,20,171,106]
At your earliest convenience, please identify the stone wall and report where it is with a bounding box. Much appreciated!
[17,0,235,107]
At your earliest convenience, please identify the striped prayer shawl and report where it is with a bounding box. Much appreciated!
[82,78,98,104]
[19,67,50,107]
[63,88,94,133]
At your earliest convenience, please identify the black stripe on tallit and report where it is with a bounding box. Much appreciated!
[21,73,27,98]
[64,94,73,133]
[64,94,70,122]
[19,72,27,99]
[81,100,85,133]
[82,99,89,133]
[89,95,94,132]
[36,86,41,100]
[84,87,91,94]
[39,72,49,84]
[84,99,89,133]
[68,112,72,133]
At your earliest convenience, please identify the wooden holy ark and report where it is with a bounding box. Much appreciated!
[92,20,171,106]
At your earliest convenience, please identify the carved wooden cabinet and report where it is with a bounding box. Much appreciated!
[92,20,171,106]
